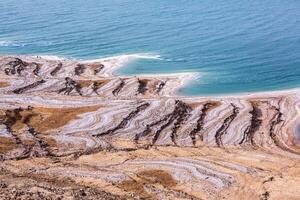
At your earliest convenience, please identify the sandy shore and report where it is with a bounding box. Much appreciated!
[1,55,300,200]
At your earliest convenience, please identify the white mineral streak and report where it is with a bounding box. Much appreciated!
[1,55,300,199]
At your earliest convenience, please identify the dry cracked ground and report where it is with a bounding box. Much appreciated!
[1,55,300,200]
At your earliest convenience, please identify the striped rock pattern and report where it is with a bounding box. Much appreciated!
[1,55,300,200]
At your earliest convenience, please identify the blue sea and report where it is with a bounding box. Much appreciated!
[0,0,300,95]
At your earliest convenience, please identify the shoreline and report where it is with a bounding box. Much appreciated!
[6,53,300,99]
[33,54,300,99]
[1,54,299,144]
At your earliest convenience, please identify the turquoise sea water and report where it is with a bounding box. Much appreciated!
[0,0,300,95]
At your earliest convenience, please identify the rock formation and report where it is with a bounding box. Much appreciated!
[1,55,300,199]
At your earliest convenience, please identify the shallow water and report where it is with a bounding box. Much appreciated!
[0,0,300,95]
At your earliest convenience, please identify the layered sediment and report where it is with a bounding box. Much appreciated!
[1,55,300,199]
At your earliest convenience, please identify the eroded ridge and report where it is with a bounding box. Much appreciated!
[239,101,263,145]
[0,56,184,98]
[215,103,240,147]
[1,55,300,199]
[189,102,218,145]
[93,102,150,137]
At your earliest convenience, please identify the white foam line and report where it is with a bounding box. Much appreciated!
[36,53,161,63]
[35,53,162,76]
[81,53,161,63]
[0,40,11,47]
[79,53,161,76]
[38,55,70,61]
[0,40,24,47]
[138,72,200,87]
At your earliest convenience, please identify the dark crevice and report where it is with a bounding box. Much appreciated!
[92,81,104,95]
[135,109,173,143]
[152,100,191,145]
[73,143,149,159]
[73,146,104,159]
[269,107,283,139]
[156,81,166,94]
[12,80,45,94]
[93,64,105,75]
[136,79,148,95]
[4,58,28,76]
[261,191,270,200]
[7,58,27,67]
[0,106,52,161]
[263,177,274,184]
[32,62,41,76]
[239,102,262,145]
[215,103,239,147]
[50,63,62,76]
[170,101,192,145]
[58,77,82,96]
[26,126,51,158]
[0,108,23,145]
[74,64,86,76]
[112,79,125,96]
[269,104,285,149]
[93,102,150,137]
[189,103,216,145]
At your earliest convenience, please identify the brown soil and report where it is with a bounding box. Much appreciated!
[118,169,177,199]
[0,82,10,88]
[28,106,100,132]
[77,80,109,88]
[2,106,100,133]
[138,169,177,187]
[0,137,18,153]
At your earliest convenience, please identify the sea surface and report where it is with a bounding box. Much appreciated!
[0,0,300,95]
